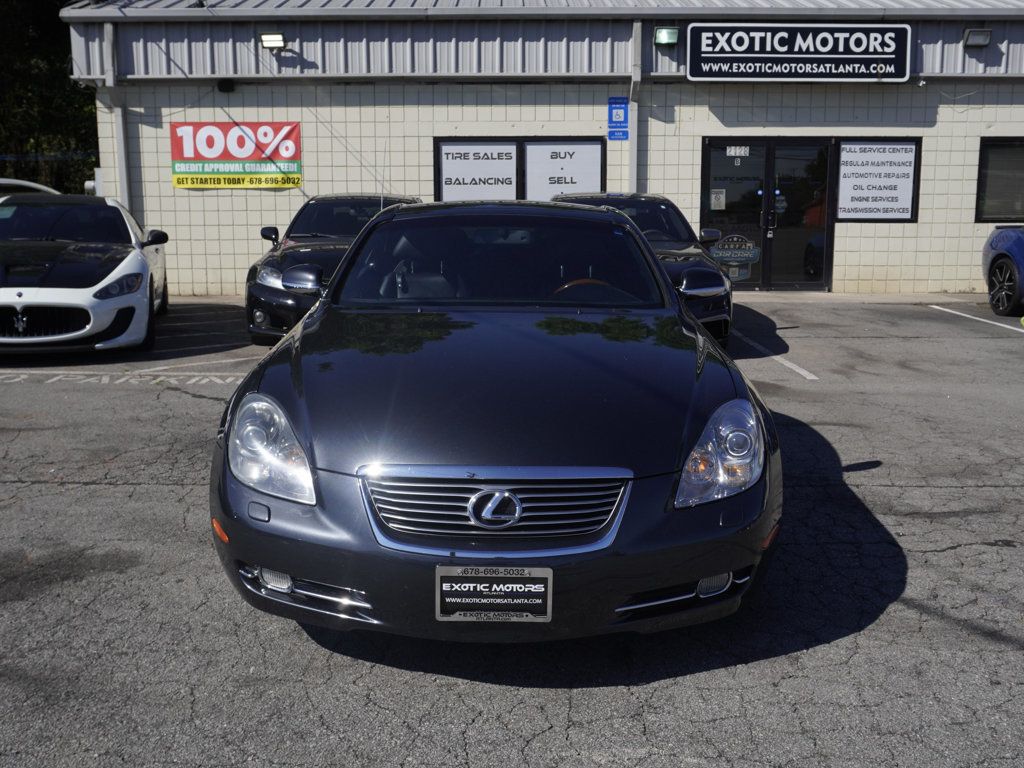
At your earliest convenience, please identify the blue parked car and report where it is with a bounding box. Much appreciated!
[983,226,1024,316]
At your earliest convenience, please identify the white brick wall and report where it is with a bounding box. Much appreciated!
[96,79,1018,296]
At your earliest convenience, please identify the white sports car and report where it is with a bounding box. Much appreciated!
[0,194,169,351]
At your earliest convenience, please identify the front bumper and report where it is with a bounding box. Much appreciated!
[0,285,149,351]
[210,447,782,642]
[246,281,317,337]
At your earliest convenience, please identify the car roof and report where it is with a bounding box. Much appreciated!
[385,199,630,222]
[308,194,421,204]
[0,193,109,206]
[552,192,672,204]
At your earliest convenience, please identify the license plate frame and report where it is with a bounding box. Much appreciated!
[435,566,552,623]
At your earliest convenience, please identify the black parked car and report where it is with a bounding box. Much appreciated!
[246,194,420,343]
[553,192,731,343]
[211,201,782,642]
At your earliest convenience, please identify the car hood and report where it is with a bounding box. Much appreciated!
[272,241,353,281]
[0,240,135,289]
[257,308,738,477]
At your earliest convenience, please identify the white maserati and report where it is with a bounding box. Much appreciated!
[0,193,169,351]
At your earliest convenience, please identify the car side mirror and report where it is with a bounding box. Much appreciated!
[678,267,728,300]
[281,264,324,296]
[260,226,280,246]
[699,228,722,248]
[142,229,168,247]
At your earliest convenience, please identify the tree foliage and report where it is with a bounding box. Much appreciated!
[0,1,97,193]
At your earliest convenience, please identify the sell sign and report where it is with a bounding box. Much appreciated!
[524,141,603,200]
[686,23,911,82]
[170,122,302,189]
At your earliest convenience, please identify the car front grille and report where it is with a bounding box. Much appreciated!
[0,306,91,338]
[364,473,628,538]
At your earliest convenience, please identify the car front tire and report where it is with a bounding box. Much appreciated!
[156,272,169,316]
[989,257,1023,316]
[138,282,157,352]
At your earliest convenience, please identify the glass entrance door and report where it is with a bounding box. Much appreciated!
[701,138,833,289]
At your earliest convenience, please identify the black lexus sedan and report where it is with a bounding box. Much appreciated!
[246,194,420,343]
[211,201,782,642]
[553,192,732,344]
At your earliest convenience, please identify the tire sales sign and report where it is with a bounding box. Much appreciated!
[686,23,911,82]
[170,122,302,189]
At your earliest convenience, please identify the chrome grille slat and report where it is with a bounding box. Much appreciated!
[365,472,627,538]
[516,496,619,508]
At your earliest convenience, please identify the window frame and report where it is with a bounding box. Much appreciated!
[976,138,1024,223]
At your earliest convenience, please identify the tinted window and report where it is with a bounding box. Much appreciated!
[0,203,131,243]
[571,198,697,246]
[335,215,662,308]
[977,140,1024,221]
[288,199,401,239]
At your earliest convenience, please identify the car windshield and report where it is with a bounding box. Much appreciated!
[287,199,400,239]
[0,203,131,244]
[570,198,697,247]
[334,215,664,308]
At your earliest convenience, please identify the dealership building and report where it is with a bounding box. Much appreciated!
[61,0,1024,295]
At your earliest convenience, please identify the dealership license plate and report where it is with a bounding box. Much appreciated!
[435,566,552,622]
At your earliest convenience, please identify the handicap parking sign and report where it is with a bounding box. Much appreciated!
[608,97,629,141]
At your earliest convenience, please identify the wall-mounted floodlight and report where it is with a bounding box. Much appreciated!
[259,32,286,50]
[654,27,679,46]
[963,28,992,48]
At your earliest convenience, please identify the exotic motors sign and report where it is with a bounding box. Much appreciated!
[170,122,302,188]
[686,23,911,82]
[836,141,919,221]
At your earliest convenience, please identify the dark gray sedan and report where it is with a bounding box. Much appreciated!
[211,201,782,642]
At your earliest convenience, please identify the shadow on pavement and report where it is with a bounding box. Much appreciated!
[303,411,907,686]
[728,303,791,359]
[0,302,252,367]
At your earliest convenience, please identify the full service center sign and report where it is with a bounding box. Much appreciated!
[837,141,919,221]
[170,122,302,189]
[686,23,911,82]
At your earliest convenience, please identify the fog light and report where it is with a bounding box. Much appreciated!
[697,572,732,598]
[258,567,293,593]
[253,309,267,325]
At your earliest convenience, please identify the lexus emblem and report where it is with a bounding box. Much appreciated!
[467,490,523,529]
[13,313,27,334]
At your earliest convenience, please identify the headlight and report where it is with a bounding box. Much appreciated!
[228,393,315,505]
[256,266,283,289]
[93,273,144,299]
[675,399,764,508]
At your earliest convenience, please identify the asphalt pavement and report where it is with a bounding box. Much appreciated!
[1,295,1021,767]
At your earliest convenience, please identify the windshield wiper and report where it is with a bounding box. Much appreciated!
[288,232,342,239]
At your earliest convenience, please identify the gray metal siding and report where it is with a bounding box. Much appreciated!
[69,23,110,80]
[85,20,634,79]
[68,18,1024,80]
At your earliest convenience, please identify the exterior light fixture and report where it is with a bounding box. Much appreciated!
[963,28,992,48]
[259,32,286,50]
[654,27,679,46]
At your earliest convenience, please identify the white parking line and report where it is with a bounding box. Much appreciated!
[149,342,253,355]
[731,330,819,381]
[136,355,263,373]
[929,304,1024,334]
